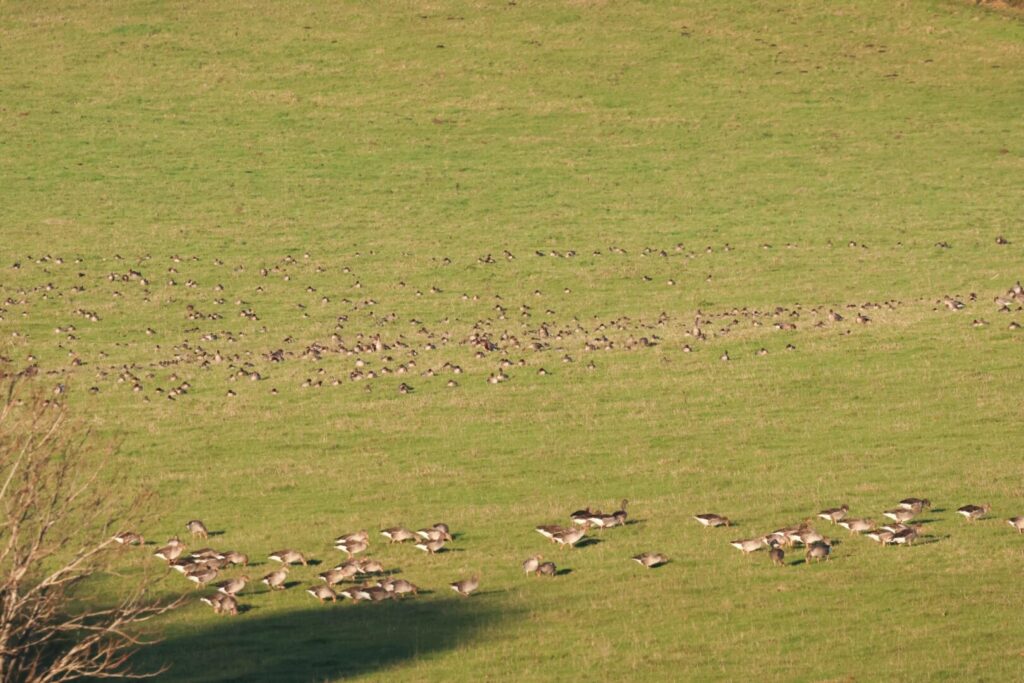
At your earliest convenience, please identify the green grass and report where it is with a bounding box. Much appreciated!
[2,0,1024,680]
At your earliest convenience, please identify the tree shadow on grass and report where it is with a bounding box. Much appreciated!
[142,597,514,682]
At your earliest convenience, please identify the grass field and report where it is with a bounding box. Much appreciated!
[2,1,1024,680]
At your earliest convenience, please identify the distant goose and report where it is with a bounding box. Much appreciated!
[817,505,849,524]
[793,528,826,547]
[269,549,308,565]
[261,567,289,590]
[449,576,479,597]
[382,579,419,597]
[898,498,931,513]
[631,552,669,568]
[335,539,368,558]
[358,558,385,575]
[186,567,219,587]
[570,508,597,526]
[154,542,185,562]
[215,576,249,596]
[380,527,417,543]
[186,520,209,539]
[890,525,923,546]
[112,531,144,546]
[189,548,223,561]
[535,525,568,542]
[957,504,991,521]
[552,525,587,549]
[883,508,916,524]
[416,527,452,543]
[335,530,369,545]
[414,539,446,554]
[359,586,393,602]
[536,562,557,577]
[805,541,831,563]
[694,514,731,528]
[319,568,351,586]
[1008,517,1024,534]
[730,538,766,555]
[306,585,337,603]
[222,551,249,566]
[522,555,542,575]
[837,518,873,534]
[865,529,895,545]
[200,593,238,616]
[768,544,785,567]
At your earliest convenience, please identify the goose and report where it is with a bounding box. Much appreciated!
[112,531,145,546]
[382,579,419,597]
[358,558,385,575]
[170,560,200,574]
[898,498,931,513]
[431,523,452,536]
[768,544,785,567]
[269,549,308,565]
[380,527,417,543]
[837,518,873,534]
[416,527,452,543]
[360,586,393,602]
[335,530,369,545]
[306,585,338,603]
[883,508,916,524]
[865,529,895,545]
[730,537,766,555]
[222,551,249,566]
[535,525,568,542]
[1007,517,1024,534]
[693,514,731,528]
[154,542,185,562]
[957,504,991,521]
[414,539,446,554]
[631,552,669,568]
[335,539,368,558]
[522,555,542,576]
[261,567,289,590]
[186,566,218,587]
[611,500,629,523]
[570,508,597,526]
[880,523,910,534]
[200,593,238,616]
[890,525,923,546]
[189,548,224,561]
[186,520,209,539]
[553,525,588,549]
[536,562,557,577]
[215,576,249,596]
[319,568,350,586]
[449,576,479,597]
[817,505,849,524]
[805,541,831,563]
[337,587,364,602]
[793,528,825,547]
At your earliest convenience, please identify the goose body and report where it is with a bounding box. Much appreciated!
[306,585,337,603]
[222,551,249,566]
[416,527,452,542]
[866,529,894,545]
[1007,517,1024,534]
[112,531,144,546]
[883,508,916,523]
[382,579,419,597]
[522,555,542,575]
[898,498,931,513]
[269,549,308,565]
[335,539,368,557]
[449,576,479,597]
[631,552,669,568]
[215,576,249,596]
[694,514,731,528]
[730,538,765,555]
[335,530,369,545]
[200,593,238,615]
[890,525,922,546]
[837,518,873,534]
[535,525,567,541]
[553,526,587,548]
[805,541,831,563]
[957,504,991,521]
[261,568,289,590]
[186,519,209,539]
[414,539,446,554]
[380,527,417,543]
[154,543,185,562]
[768,545,785,566]
[536,561,557,576]
[817,505,849,524]
[186,567,218,586]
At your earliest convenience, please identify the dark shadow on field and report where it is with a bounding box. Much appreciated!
[554,568,573,576]
[143,597,513,682]
[574,537,601,548]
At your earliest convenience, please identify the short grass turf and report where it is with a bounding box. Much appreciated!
[2,1,1024,681]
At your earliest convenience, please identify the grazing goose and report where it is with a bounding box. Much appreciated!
[817,505,849,524]
[570,508,597,526]
[449,576,480,597]
[837,518,873,534]
[335,539,368,558]
[380,527,417,544]
[631,552,669,568]
[215,575,249,596]
[170,560,200,574]
[112,531,145,546]
[693,514,731,528]
[865,529,895,545]
[536,561,557,577]
[306,585,338,603]
[359,586,393,602]
[189,548,224,561]
[337,587,365,602]
[883,508,916,524]
[154,541,185,562]
[805,541,831,563]
[553,525,588,549]
[768,544,785,567]
[535,524,568,542]
[611,499,629,524]
[416,527,452,543]
[890,525,923,546]
[898,498,931,513]
[269,549,308,565]
[261,567,289,590]
[200,593,238,616]
[186,520,209,539]
[793,528,825,547]
[222,551,249,566]
[186,566,219,587]
[730,537,766,555]
[358,558,385,575]
[382,579,419,597]
[1007,517,1024,534]
[319,568,350,586]
[335,530,369,545]
[414,539,446,554]
[957,504,991,521]
[432,523,452,537]
[522,554,543,576]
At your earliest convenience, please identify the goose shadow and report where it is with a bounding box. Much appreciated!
[141,594,516,682]
[574,538,602,549]
[913,534,948,546]
[554,568,573,576]
[206,531,226,538]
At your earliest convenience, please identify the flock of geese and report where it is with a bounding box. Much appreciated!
[110,498,1024,616]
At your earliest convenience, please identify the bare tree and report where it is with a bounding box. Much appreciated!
[0,373,183,682]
